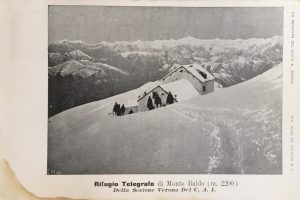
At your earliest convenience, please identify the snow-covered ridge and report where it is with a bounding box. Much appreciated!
[120,51,156,58]
[49,60,128,78]
[50,35,283,46]
[49,35,283,51]
[68,49,91,58]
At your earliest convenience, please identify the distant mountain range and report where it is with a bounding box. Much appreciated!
[48,36,283,117]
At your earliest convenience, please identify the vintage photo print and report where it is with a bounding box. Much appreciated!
[47,6,283,174]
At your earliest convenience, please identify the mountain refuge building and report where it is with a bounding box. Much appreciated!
[116,63,215,115]
[161,63,215,95]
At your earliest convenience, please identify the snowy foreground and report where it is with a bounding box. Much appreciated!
[48,63,282,174]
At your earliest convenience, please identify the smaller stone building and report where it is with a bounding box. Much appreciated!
[137,85,169,112]
[137,79,199,112]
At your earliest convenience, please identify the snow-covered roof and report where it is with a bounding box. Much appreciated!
[137,79,199,102]
[160,79,199,102]
[162,63,215,82]
[137,84,167,101]
[136,81,160,99]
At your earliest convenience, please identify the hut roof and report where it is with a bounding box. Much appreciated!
[136,81,160,99]
[162,63,215,82]
[137,85,168,101]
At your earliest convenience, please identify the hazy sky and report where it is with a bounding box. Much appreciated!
[49,6,283,43]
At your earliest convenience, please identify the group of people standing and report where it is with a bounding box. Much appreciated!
[113,91,175,115]
[147,91,175,111]
[113,102,134,116]
[113,102,126,116]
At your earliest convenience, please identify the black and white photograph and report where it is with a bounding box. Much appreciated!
[47,6,283,174]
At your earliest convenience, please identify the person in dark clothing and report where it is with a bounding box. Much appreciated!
[147,96,154,110]
[152,92,162,108]
[113,102,118,115]
[166,92,174,104]
[156,96,162,107]
[128,109,134,114]
[120,104,125,116]
[116,103,121,116]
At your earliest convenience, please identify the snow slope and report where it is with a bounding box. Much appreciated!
[160,79,199,102]
[49,60,127,78]
[48,63,282,174]
[67,50,92,60]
